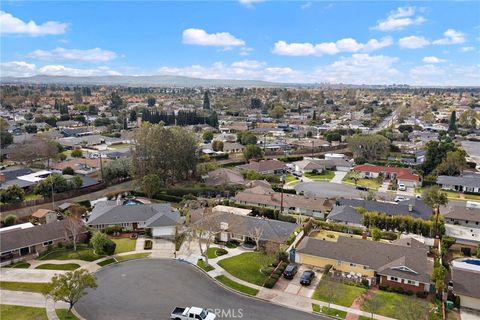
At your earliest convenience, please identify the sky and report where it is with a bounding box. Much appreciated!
[1,1,479,86]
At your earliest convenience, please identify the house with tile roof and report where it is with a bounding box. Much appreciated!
[353,164,420,188]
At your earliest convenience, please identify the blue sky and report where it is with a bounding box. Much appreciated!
[1,1,479,85]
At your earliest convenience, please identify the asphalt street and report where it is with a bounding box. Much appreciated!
[75,259,326,320]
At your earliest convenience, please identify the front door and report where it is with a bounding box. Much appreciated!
[132,222,138,230]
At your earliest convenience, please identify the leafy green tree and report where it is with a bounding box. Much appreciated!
[211,140,224,152]
[202,130,214,142]
[141,174,161,199]
[3,214,17,227]
[237,131,257,145]
[62,167,75,175]
[102,158,131,183]
[0,118,13,148]
[269,104,285,119]
[45,269,97,311]
[90,231,109,255]
[147,96,156,107]
[88,105,98,115]
[24,124,38,134]
[371,228,381,241]
[0,185,25,204]
[436,150,467,176]
[476,245,480,258]
[110,92,124,109]
[448,111,457,133]
[422,138,456,176]
[34,174,76,197]
[458,109,477,129]
[203,91,210,110]
[71,149,83,158]
[324,131,341,142]
[348,134,390,160]
[243,144,263,161]
[423,186,448,238]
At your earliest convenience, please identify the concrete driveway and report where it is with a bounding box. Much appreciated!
[331,171,348,184]
[274,265,321,298]
[75,259,326,320]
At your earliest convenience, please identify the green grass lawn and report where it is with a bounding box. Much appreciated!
[464,193,480,201]
[360,290,433,319]
[284,175,298,183]
[0,281,51,293]
[55,309,79,320]
[38,245,102,262]
[215,275,259,296]
[35,263,80,270]
[205,247,228,259]
[217,252,275,286]
[312,278,366,307]
[115,252,150,261]
[0,304,47,320]
[24,193,43,201]
[108,143,132,149]
[343,177,381,190]
[304,170,335,181]
[312,304,347,319]
[111,238,136,254]
[4,261,31,268]
[97,258,116,267]
[197,259,215,272]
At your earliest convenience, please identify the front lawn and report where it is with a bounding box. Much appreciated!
[0,281,51,293]
[343,178,380,190]
[97,258,116,267]
[115,252,150,261]
[55,309,79,320]
[197,259,215,272]
[205,247,228,259]
[35,263,80,270]
[24,193,43,201]
[4,261,31,268]
[217,252,275,286]
[284,175,298,183]
[215,275,259,296]
[111,238,136,254]
[0,304,47,320]
[304,170,335,181]
[312,278,366,307]
[312,304,347,319]
[360,290,434,319]
[38,245,102,262]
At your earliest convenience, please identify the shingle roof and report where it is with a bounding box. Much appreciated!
[205,168,245,186]
[327,205,363,225]
[451,267,480,298]
[296,236,432,283]
[445,206,480,223]
[237,159,287,173]
[338,199,432,220]
[437,175,480,189]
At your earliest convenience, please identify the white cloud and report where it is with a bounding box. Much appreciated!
[182,28,245,47]
[0,61,37,77]
[460,46,475,52]
[272,36,392,56]
[373,6,426,31]
[0,60,121,77]
[239,0,264,8]
[231,60,266,69]
[0,11,67,36]
[399,36,430,49]
[409,63,480,86]
[422,56,445,63]
[239,47,253,56]
[311,54,401,84]
[28,47,118,62]
[433,29,466,45]
[301,2,312,10]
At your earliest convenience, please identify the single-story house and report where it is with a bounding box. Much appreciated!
[294,159,326,174]
[451,266,480,310]
[444,206,480,229]
[353,164,420,188]
[295,236,433,293]
[237,159,287,175]
[193,211,297,251]
[0,220,87,264]
[87,201,182,238]
[203,168,245,186]
[234,186,334,218]
[31,209,57,224]
[437,175,480,194]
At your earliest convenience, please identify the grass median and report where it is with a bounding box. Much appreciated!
[0,281,51,293]
[215,275,258,296]
[1,304,48,320]
[35,263,80,270]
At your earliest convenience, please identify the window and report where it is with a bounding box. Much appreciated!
[43,240,53,247]
[389,276,398,282]
[350,263,357,267]
[363,266,370,270]
[407,280,418,286]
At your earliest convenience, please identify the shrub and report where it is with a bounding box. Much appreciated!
[379,284,388,291]
[270,259,280,268]
[105,225,122,235]
[405,290,413,296]
[279,214,296,223]
[144,240,153,250]
[416,291,428,299]
[71,149,83,158]
[261,267,275,275]
[324,264,332,273]
[226,240,239,248]
[263,277,277,289]
[361,279,370,288]
[396,287,404,294]
[454,295,461,308]
[3,214,16,227]
[216,248,228,256]
[103,239,116,255]
[278,251,289,263]
[62,167,75,175]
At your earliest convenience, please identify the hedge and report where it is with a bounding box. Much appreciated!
[278,155,304,162]
[272,187,297,194]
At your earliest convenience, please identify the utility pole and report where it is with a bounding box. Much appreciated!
[51,176,55,211]
[280,174,285,216]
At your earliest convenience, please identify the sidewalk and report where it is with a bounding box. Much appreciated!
[0,289,68,320]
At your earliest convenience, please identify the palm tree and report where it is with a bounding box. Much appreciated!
[422,186,448,238]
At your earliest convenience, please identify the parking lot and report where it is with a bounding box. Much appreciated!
[274,265,322,298]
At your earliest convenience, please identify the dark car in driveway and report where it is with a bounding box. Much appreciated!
[283,264,298,279]
[299,270,315,286]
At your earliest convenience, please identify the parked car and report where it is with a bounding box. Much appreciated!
[283,263,298,279]
[299,270,315,286]
[394,196,410,202]
[356,185,369,191]
[171,306,216,320]
[398,183,406,191]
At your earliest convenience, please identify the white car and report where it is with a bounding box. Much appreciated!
[398,183,406,191]
[395,196,410,202]
[171,306,216,320]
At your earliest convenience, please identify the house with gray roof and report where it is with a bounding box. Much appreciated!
[88,201,183,238]
[295,236,433,293]
[451,266,480,311]
[437,175,480,194]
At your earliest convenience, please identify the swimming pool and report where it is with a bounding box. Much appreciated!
[123,199,143,206]
[463,259,480,266]
[452,258,480,272]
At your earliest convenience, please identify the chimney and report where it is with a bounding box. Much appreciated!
[408,204,413,212]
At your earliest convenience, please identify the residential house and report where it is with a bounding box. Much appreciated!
[437,175,480,194]
[444,205,480,250]
[31,209,57,224]
[234,186,334,218]
[353,164,420,188]
[450,264,480,311]
[0,220,87,264]
[87,201,182,238]
[237,160,287,175]
[203,168,245,187]
[295,236,433,293]
[294,159,325,174]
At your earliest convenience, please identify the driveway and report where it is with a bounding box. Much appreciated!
[274,265,321,298]
[75,259,327,320]
[331,171,348,184]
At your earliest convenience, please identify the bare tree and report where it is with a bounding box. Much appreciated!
[248,226,264,251]
[64,206,85,251]
[189,207,220,267]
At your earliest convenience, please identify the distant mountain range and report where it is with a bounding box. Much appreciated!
[0,75,299,88]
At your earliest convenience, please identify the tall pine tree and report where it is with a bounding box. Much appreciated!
[448,111,457,133]
[203,91,210,110]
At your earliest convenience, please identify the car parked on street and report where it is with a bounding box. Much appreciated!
[356,185,369,191]
[299,270,315,286]
[171,306,216,320]
[283,264,298,279]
